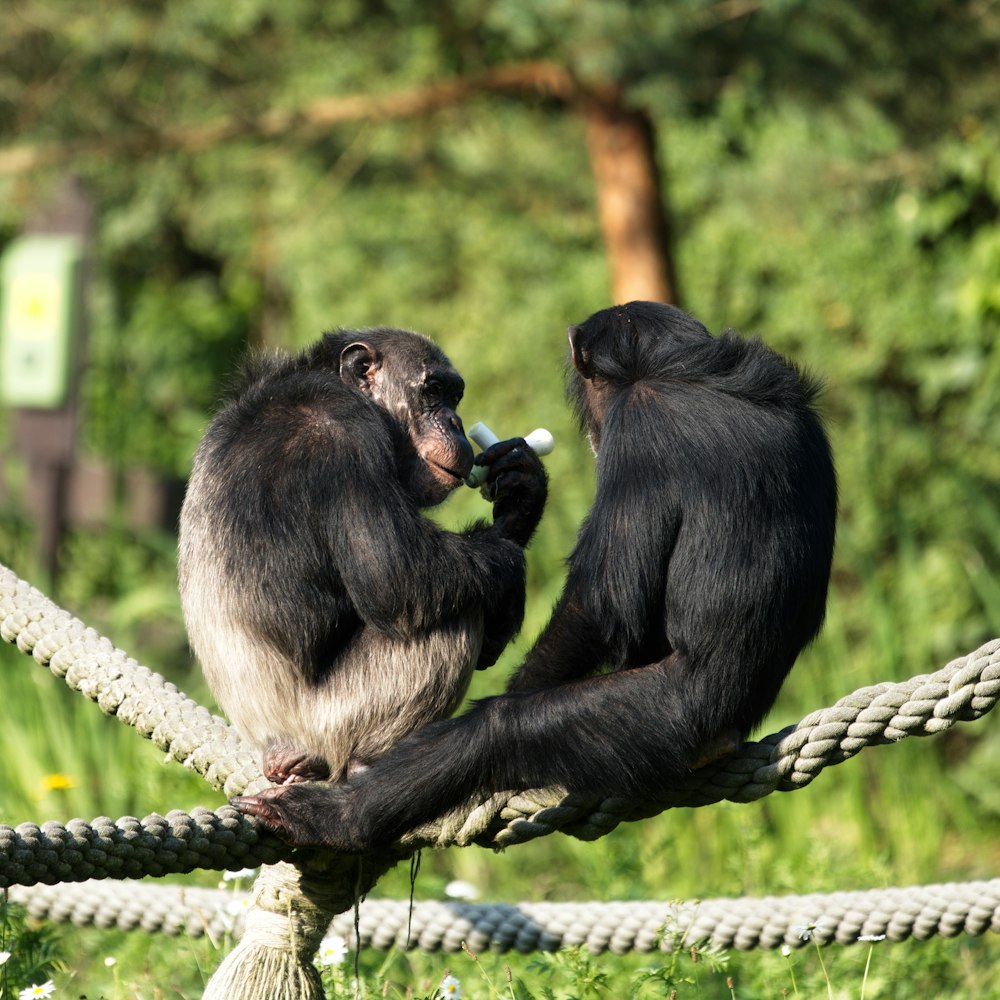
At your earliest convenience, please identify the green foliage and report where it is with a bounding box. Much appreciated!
[0,638,221,829]
[2,0,1000,995]
[0,896,63,998]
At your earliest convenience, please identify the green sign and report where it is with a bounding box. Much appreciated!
[0,234,83,408]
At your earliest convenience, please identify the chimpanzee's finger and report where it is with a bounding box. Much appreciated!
[473,437,528,467]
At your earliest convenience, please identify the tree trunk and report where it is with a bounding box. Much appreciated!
[583,103,678,306]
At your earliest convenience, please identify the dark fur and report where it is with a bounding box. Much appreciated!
[179,327,547,783]
[233,302,837,848]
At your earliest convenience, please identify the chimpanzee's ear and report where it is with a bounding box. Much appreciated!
[568,326,594,380]
[340,342,381,395]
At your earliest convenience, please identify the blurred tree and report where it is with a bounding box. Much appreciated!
[2,0,995,316]
[0,0,997,665]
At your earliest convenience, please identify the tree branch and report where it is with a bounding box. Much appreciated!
[0,61,584,175]
[0,59,678,305]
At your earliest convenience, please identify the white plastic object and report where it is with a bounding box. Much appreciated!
[465,422,554,488]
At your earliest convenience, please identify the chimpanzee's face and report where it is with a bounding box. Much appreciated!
[401,361,473,507]
[340,336,474,507]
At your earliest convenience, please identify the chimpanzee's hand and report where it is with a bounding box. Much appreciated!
[232,783,368,852]
[477,438,548,547]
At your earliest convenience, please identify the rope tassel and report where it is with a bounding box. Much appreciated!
[202,863,329,1000]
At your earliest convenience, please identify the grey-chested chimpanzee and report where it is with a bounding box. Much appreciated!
[233,302,837,849]
[179,327,547,786]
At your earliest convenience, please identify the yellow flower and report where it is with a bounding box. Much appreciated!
[40,773,77,792]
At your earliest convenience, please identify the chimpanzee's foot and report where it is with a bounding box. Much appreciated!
[262,741,331,785]
[233,783,367,851]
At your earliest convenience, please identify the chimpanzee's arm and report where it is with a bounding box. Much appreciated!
[328,434,545,641]
[505,588,611,692]
[473,438,549,666]
[509,439,683,692]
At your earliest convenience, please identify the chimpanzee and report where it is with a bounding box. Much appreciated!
[233,302,837,850]
[179,327,547,786]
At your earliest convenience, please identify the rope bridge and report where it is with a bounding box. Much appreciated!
[2,562,999,997]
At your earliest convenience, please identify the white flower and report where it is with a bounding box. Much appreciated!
[780,944,792,957]
[104,956,118,967]
[223,867,258,882]
[317,934,349,966]
[20,983,56,1000]
[438,974,462,998]
[444,880,478,901]
[858,933,886,943]
[226,897,253,915]
[0,950,11,965]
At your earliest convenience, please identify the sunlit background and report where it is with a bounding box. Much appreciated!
[1,2,999,996]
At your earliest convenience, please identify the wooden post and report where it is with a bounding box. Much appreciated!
[3,177,93,586]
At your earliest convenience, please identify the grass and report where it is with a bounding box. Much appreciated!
[0,644,224,832]
[26,923,1000,999]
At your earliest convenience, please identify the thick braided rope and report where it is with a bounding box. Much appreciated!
[0,566,262,796]
[405,636,1000,848]
[2,561,1000,868]
[10,878,1000,952]
[0,806,288,888]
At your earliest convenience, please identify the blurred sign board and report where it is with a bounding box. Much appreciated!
[0,233,84,409]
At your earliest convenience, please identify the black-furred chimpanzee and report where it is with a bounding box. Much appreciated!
[233,302,837,850]
[179,327,547,786]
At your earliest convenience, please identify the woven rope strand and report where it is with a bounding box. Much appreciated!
[0,807,289,888]
[10,878,1000,953]
[3,562,1000,870]
[0,566,264,798]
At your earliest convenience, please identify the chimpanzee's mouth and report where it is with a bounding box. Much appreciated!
[428,459,468,485]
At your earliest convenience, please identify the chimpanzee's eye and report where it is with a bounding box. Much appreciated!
[423,372,463,409]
